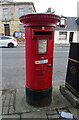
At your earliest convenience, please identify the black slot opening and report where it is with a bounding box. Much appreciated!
[34,31,52,35]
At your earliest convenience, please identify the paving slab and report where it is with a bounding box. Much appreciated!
[1,87,79,119]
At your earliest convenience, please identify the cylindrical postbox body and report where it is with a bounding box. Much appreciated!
[20,14,60,107]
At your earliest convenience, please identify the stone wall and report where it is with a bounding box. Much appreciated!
[0,1,36,36]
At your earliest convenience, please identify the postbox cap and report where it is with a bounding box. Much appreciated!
[19,13,60,26]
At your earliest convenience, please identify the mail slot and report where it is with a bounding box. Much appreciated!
[20,13,60,107]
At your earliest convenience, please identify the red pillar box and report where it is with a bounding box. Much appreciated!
[20,14,60,107]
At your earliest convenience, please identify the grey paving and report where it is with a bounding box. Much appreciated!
[2,89,16,115]
[0,87,79,119]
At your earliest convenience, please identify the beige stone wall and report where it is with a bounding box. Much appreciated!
[10,21,20,35]
[0,23,4,35]
[0,4,3,35]
[0,2,36,36]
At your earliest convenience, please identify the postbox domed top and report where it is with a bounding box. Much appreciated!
[19,13,60,26]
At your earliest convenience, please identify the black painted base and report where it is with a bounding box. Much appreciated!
[25,87,52,107]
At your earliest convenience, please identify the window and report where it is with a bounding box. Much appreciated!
[61,18,65,25]
[60,18,66,27]
[19,24,24,32]
[19,8,24,16]
[59,32,67,40]
[1,37,11,40]
[3,8,9,19]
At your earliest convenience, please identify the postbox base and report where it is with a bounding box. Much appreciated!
[26,87,52,107]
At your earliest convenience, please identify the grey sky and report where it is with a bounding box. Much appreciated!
[14,0,78,17]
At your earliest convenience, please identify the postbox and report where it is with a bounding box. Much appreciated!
[20,13,60,107]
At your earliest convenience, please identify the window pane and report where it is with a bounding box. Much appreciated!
[60,18,66,26]
[59,32,67,40]
[1,36,11,39]
[19,8,24,16]
[3,8,9,19]
[20,24,24,32]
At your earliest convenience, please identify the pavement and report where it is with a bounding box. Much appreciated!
[0,85,79,119]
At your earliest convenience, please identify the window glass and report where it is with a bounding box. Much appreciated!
[59,32,67,40]
[61,19,65,25]
[60,18,66,26]
[19,8,24,16]
[1,37,11,40]
[3,8,9,19]
[38,39,47,54]
[20,24,24,32]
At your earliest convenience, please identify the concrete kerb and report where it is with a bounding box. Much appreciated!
[59,85,79,109]
[55,44,70,47]
[18,43,70,47]
[18,42,25,47]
